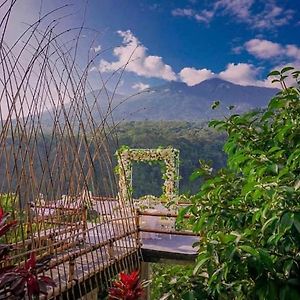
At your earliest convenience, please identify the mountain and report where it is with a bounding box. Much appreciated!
[36,78,279,126]
[33,88,125,129]
[112,78,279,121]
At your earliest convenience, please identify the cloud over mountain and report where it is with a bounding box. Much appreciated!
[100,30,294,90]
[179,67,215,86]
[179,63,273,88]
[99,30,177,81]
[132,82,150,91]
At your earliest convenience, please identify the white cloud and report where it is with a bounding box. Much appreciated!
[214,0,253,19]
[171,8,213,24]
[232,46,243,54]
[219,63,262,86]
[286,45,300,60]
[132,82,150,91]
[91,45,102,53]
[179,67,215,86]
[99,30,177,81]
[99,32,291,90]
[194,10,214,24]
[179,63,274,88]
[245,39,300,65]
[253,3,293,29]
[172,8,194,17]
[172,1,294,29]
[243,39,300,87]
[245,39,283,59]
[217,0,294,28]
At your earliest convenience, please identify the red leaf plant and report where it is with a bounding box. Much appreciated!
[108,270,144,300]
[0,206,56,299]
[0,251,56,299]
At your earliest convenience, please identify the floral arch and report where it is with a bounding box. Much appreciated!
[116,146,180,205]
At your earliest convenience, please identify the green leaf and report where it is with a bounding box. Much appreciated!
[177,205,191,222]
[294,180,300,191]
[293,213,300,234]
[280,66,294,74]
[262,216,279,235]
[208,120,224,128]
[271,79,280,83]
[193,257,209,275]
[283,260,293,277]
[268,70,280,77]
[258,249,273,271]
[280,75,288,81]
[193,214,207,232]
[217,232,237,244]
[189,170,202,181]
[268,163,279,174]
[208,268,222,286]
[211,100,220,110]
[240,245,259,256]
[279,212,294,234]
[183,291,196,300]
[268,146,281,154]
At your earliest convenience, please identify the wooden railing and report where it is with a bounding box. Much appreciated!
[136,209,200,237]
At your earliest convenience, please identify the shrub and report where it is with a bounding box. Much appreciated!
[179,67,300,299]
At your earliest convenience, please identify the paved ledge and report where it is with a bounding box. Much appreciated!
[141,248,197,264]
[141,233,199,264]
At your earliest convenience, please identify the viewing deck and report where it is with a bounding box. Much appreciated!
[3,197,197,299]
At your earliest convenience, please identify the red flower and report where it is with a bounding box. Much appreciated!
[108,270,143,300]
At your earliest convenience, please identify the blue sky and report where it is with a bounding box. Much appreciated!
[6,0,300,93]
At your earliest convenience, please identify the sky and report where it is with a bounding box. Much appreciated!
[3,0,300,94]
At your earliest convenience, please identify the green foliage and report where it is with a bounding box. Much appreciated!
[0,123,226,199]
[0,194,25,244]
[150,264,209,300]
[0,194,18,216]
[178,67,300,299]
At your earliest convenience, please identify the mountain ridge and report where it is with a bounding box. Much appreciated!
[36,78,279,125]
[112,78,279,121]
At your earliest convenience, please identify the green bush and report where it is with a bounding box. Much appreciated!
[178,67,300,299]
[150,264,208,300]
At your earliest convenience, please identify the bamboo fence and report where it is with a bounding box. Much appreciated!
[0,1,140,298]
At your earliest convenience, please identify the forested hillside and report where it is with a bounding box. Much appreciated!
[0,121,226,198]
[115,121,226,197]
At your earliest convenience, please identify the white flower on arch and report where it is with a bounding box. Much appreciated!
[116,147,180,206]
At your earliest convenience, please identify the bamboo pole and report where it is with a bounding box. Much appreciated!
[68,256,75,282]
[135,209,141,248]
[82,206,87,242]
